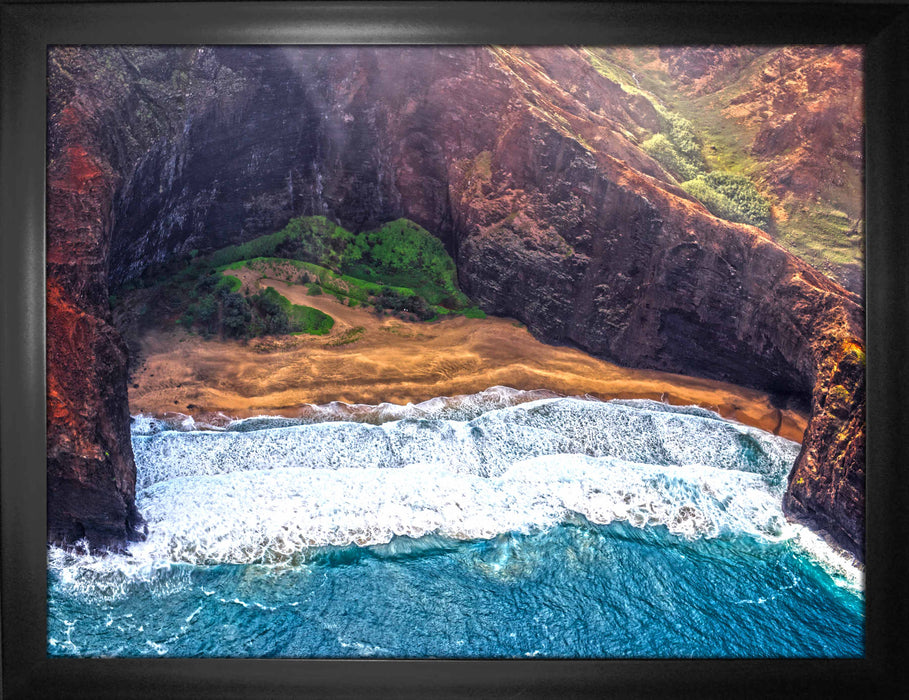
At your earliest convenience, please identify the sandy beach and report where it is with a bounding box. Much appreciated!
[127,270,807,441]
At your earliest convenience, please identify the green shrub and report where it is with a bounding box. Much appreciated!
[700,172,770,228]
[184,283,329,338]
[260,286,334,335]
[659,110,704,171]
[221,293,252,338]
[638,103,771,229]
[375,286,435,321]
[342,219,471,309]
[220,274,242,294]
[204,217,471,310]
[641,107,706,182]
[175,215,482,329]
[682,173,770,228]
[643,133,702,182]
[292,305,334,335]
[250,287,292,335]
[194,273,219,295]
[194,294,219,334]
[207,216,353,270]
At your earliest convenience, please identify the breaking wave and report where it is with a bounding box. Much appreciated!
[48,390,863,658]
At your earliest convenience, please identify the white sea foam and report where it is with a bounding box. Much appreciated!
[112,454,791,567]
[783,523,865,591]
[130,414,167,436]
[124,396,803,567]
[131,398,800,491]
[53,393,860,592]
[130,386,558,435]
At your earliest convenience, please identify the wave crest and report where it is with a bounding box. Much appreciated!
[132,397,800,491]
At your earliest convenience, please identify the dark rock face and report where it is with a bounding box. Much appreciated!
[48,46,864,560]
[46,49,152,548]
[783,340,865,556]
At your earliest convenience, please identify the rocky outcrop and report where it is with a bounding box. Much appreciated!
[643,45,864,210]
[47,46,864,560]
[783,339,865,556]
[47,52,146,548]
[46,47,198,547]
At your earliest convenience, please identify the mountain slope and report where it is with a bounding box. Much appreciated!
[588,46,864,294]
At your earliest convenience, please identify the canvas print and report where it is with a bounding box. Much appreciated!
[47,45,864,658]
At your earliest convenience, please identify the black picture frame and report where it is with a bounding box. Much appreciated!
[2,1,907,697]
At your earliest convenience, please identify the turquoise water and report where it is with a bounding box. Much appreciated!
[47,389,864,658]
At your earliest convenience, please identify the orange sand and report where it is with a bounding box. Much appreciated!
[128,271,807,442]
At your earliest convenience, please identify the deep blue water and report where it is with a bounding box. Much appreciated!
[47,389,863,658]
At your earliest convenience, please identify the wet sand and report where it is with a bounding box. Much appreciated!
[128,270,807,442]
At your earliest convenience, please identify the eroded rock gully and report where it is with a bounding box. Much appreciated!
[47,46,865,560]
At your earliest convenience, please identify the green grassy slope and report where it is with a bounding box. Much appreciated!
[583,47,863,293]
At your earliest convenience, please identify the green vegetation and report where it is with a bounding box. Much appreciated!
[202,216,476,319]
[771,205,863,286]
[296,261,414,306]
[681,172,770,228]
[179,272,332,339]
[643,133,700,182]
[650,110,706,178]
[343,219,472,308]
[639,105,770,228]
[204,216,471,312]
[586,49,774,232]
[264,286,334,335]
[113,215,484,338]
[372,286,435,321]
[207,216,354,270]
[220,274,243,293]
[584,50,641,95]
[584,47,863,290]
[697,172,770,227]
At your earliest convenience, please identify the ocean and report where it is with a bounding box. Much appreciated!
[47,388,863,658]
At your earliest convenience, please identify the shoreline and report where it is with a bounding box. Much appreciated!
[128,285,807,441]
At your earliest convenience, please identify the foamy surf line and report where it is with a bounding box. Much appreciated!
[131,396,800,490]
[130,456,862,588]
[129,386,562,434]
[133,457,785,555]
[52,392,860,594]
[47,455,862,599]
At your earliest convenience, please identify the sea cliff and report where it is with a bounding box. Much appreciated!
[47,46,865,559]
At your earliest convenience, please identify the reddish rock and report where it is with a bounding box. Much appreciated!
[730,47,864,202]
[659,46,765,95]
[46,96,146,548]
